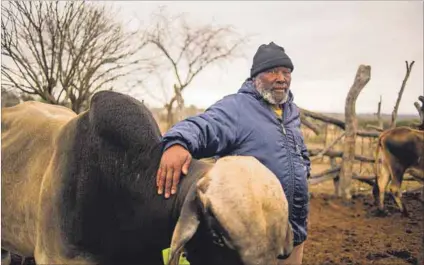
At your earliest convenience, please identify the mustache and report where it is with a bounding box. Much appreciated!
[274,81,287,86]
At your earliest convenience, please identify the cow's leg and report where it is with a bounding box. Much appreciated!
[372,181,380,206]
[376,160,391,214]
[387,165,408,217]
[389,182,408,217]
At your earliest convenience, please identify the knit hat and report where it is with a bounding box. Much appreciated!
[250,42,294,78]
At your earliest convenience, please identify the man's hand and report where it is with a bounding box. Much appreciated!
[156,144,192,198]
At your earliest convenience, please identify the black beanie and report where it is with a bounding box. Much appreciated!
[250,42,294,78]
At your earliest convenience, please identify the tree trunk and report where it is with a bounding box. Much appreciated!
[338,65,371,200]
[390,61,415,129]
[174,84,185,123]
[165,103,174,132]
[377,95,383,129]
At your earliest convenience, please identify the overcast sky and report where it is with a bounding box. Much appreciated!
[114,1,423,114]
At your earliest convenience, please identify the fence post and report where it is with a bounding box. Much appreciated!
[322,124,328,163]
[338,65,371,201]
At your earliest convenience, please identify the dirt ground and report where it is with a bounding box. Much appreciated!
[303,191,423,265]
[303,139,423,265]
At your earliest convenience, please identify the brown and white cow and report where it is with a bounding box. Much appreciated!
[1,91,293,265]
[373,126,424,216]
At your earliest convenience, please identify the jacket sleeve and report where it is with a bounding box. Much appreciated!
[161,96,239,159]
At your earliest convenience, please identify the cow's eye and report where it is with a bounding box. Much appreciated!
[211,230,225,248]
[204,207,236,249]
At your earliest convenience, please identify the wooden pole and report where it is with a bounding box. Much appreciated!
[308,148,375,163]
[412,96,424,130]
[300,114,321,135]
[339,65,371,201]
[359,137,364,174]
[390,61,415,129]
[366,95,384,131]
[322,124,328,163]
[310,132,345,162]
[377,95,383,129]
[299,108,380,137]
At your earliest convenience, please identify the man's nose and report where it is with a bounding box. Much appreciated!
[276,73,286,82]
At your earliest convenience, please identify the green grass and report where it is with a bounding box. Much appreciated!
[162,248,190,265]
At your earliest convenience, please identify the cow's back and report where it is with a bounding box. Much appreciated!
[1,101,76,256]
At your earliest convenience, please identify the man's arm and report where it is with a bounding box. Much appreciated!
[157,96,239,198]
[162,96,239,158]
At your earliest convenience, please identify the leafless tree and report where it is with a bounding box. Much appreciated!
[142,7,249,130]
[1,1,152,113]
[390,61,415,128]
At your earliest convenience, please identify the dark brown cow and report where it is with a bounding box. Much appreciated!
[1,91,293,265]
[373,126,424,216]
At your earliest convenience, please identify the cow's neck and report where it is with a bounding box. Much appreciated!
[169,159,212,229]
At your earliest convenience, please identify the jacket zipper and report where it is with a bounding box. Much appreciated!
[280,104,295,217]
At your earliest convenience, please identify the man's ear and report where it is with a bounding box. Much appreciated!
[168,176,211,265]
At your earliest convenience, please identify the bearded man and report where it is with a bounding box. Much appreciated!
[156,42,311,264]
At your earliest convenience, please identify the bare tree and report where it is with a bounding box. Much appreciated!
[142,7,249,129]
[1,1,151,113]
[390,61,415,128]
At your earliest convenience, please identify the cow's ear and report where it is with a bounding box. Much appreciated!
[168,176,210,265]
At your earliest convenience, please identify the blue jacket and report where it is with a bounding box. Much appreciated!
[162,79,311,245]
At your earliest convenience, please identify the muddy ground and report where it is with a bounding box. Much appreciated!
[8,192,424,265]
[303,192,423,265]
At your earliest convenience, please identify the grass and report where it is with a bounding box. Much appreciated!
[162,248,190,265]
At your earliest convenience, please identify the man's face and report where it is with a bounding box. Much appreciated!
[254,66,292,105]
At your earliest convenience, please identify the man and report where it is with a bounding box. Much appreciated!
[156,42,311,264]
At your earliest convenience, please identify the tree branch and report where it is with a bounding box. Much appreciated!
[390,61,415,128]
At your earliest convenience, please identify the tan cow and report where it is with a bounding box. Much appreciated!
[2,91,293,265]
[1,101,77,263]
[373,126,424,216]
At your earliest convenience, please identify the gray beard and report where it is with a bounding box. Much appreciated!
[256,84,289,105]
